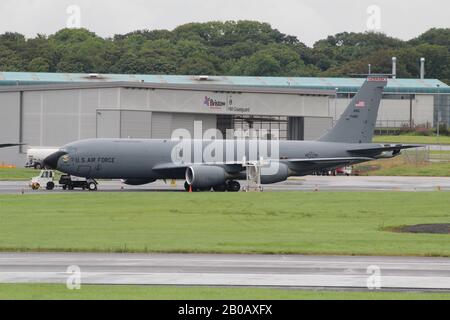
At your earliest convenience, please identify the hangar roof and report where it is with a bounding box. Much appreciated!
[0,72,449,94]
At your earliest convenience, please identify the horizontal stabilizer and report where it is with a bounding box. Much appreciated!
[347,144,422,155]
[0,143,24,149]
[288,157,374,165]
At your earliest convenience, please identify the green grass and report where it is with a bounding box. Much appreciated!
[430,150,450,155]
[0,192,449,256]
[373,135,450,145]
[0,284,449,300]
[366,161,450,177]
[0,168,37,181]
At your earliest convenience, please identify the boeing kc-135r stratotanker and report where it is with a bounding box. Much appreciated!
[44,76,419,192]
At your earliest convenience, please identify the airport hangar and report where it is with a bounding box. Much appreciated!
[0,71,449,166]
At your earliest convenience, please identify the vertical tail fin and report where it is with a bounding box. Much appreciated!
[318,77,388,144]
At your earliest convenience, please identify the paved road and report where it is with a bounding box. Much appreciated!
[1,176,450,194]
[0,253,449,291]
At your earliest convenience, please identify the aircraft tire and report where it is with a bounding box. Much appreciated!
[227,181,241,192]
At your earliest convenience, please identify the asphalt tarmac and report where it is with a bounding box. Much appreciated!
[0,253,449,291]
[1,176,450,194]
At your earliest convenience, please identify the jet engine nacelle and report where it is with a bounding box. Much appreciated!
[260,163,289,184]
[122,178,156,186]
[374,150,401,159]
[186,165,227,188]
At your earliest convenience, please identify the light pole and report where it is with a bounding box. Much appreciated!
[335,87,339,125]
[437,84,440,146]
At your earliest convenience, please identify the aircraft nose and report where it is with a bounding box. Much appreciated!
[43,151,68,169]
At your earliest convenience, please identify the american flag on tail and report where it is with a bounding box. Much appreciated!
[355,100,366,108]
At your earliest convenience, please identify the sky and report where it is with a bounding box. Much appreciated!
[0,0,449,46]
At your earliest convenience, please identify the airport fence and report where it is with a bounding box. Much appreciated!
[403,146,450,164]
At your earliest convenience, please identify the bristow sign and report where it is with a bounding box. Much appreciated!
[203,96,250,113]
[204,96,225,110]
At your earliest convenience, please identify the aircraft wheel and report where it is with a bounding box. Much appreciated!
[227,181,241,192]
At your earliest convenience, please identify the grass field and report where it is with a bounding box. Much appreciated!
[0,168,37,181]
[1,284,449,300]
[354,158,450,177]
[0,192,449,256]
[373,135,450,145]
[369,162,450,177]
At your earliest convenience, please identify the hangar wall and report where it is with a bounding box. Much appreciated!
[20,88,220,145]
[332,95,434,127]
[2,86,334,166]
[0,92,21,165]
[119,88,330,117]
[304,117,334,141]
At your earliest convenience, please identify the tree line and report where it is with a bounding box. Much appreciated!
[0,21,449,84]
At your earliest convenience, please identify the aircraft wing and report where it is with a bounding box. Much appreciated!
[153,157,374,172]
[152,162,242,171]
[287,157,374,165]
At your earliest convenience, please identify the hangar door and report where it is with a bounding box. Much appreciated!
[287,117,333,141]
[96,110,152,139]
[96,110,120,138]
[121,111,152,138]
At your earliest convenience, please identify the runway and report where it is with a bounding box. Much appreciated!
[0,253,449,291]
[1,175,450,194]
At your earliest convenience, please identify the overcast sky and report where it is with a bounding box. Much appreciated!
[0,0,449,46]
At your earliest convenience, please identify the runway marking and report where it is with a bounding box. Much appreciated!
[0,272,449,290]
[1,253,449,290]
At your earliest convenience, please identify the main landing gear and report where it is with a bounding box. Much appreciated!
[184,180,241,192]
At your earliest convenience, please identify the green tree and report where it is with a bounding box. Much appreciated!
[410,28,450,48]
[230,52,281,76]
[0,45,24,71]
[28,57,50,72]
[0,23,448,82]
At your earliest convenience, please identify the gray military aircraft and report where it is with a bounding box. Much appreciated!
[44,76,419,192]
